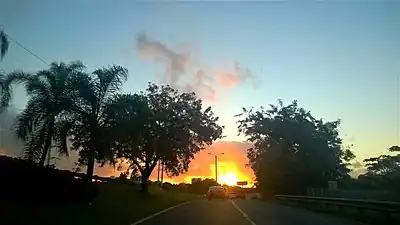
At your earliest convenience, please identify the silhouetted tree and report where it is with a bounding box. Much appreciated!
[360,145,400,190]
[236,100,355,197]
[58,65,128,183]
[364,147,400,175]
[106,83,223,193]
[0,61,85,165]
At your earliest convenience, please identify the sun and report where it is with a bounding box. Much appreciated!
[219,173,239,186]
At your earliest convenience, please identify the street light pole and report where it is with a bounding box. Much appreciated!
[208,153,224,183]
[214,155,218,183]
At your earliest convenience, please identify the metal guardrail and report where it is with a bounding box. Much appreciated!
[275,194,400,216]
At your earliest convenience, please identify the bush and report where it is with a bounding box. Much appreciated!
[0,156,100,204]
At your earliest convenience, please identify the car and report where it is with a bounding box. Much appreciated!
[236,191,246,199]
[229,191,238,199]
[207,186,229,200]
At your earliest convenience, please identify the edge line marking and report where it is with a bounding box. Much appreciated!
[231,200,257,225]
[131,200,194,225]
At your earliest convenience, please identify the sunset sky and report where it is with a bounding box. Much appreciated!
[0,1,399,184]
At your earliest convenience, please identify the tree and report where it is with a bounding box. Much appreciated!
[361,145,400,190]
[364,147,400,175]
[0,61,85,165]
[59,65,128,183]
[0,29,9,61]
[236,100,355,196]
[106,83,223,193]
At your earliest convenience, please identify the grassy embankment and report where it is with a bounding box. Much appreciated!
[3,183,201,225]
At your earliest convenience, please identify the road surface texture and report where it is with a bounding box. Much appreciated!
[135,199,365,225]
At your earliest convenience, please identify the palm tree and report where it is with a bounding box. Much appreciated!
[58,65,128,182]
[0,29,9,61]
[0,29,10,102]
[0,61,85,165]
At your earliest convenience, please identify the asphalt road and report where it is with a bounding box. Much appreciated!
[135,199,365,225]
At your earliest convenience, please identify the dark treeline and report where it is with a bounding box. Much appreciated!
[1,60,399,204]
[0,61,223,200]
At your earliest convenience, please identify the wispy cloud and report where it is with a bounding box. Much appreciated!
[136,33,258,101]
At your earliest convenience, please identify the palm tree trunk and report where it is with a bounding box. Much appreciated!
[39,120,54,166]
[86,151,95,183]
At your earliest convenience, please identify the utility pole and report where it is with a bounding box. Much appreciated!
[157,160,161,182]
[208,153,224,183]
[214,155,218,183]
[160,162,164,184]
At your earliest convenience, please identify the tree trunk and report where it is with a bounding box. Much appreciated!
[140,174,149,193]
[38,120,54,166]
[86,152,95,184]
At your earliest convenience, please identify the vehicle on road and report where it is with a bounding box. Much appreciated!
[236,190,246,199]
[229,191,238,199]
[207,186,229,200]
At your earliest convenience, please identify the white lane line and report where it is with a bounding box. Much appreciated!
[131,201,194,225]
[231,200,257,225]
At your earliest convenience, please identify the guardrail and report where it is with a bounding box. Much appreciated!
[275,195,400,219]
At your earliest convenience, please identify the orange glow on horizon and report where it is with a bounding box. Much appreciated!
[149,141,255,187]
[219,173,239,186]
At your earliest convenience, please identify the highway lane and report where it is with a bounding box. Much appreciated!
[135,199,251,225]
[233,199,365,225]
[135,199,365,225]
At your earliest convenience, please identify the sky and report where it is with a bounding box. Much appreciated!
[0,0,399,183]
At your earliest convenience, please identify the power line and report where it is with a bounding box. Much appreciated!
[1,28,48,65]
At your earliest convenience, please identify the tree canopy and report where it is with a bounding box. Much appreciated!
[0,61,86,165]
[58,64,129,182]
[236,100,355,196]
[1,61,223,193]
[105,83,223,192]
[359,145,400,190]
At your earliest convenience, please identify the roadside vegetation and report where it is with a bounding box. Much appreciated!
[0,60,222,224]
[236,101,399,199]
[1,58,398,225]
[3,178,200,225]
[236,100,400,224]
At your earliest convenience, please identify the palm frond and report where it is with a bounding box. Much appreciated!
[14,97,47,141]
[93,65,128,110]
[69,71,97,114]
[0,73,6,112]
[24,74,51,99]
[0,30,9,61]
[0,71,34,111]
[23,121,48,162]
[54,119,74,157]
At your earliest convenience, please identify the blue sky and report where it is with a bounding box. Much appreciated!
[1,0,399,162]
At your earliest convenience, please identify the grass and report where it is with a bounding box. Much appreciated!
[2,183,201,225]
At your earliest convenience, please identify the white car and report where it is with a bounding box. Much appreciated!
[207,186,229,200]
